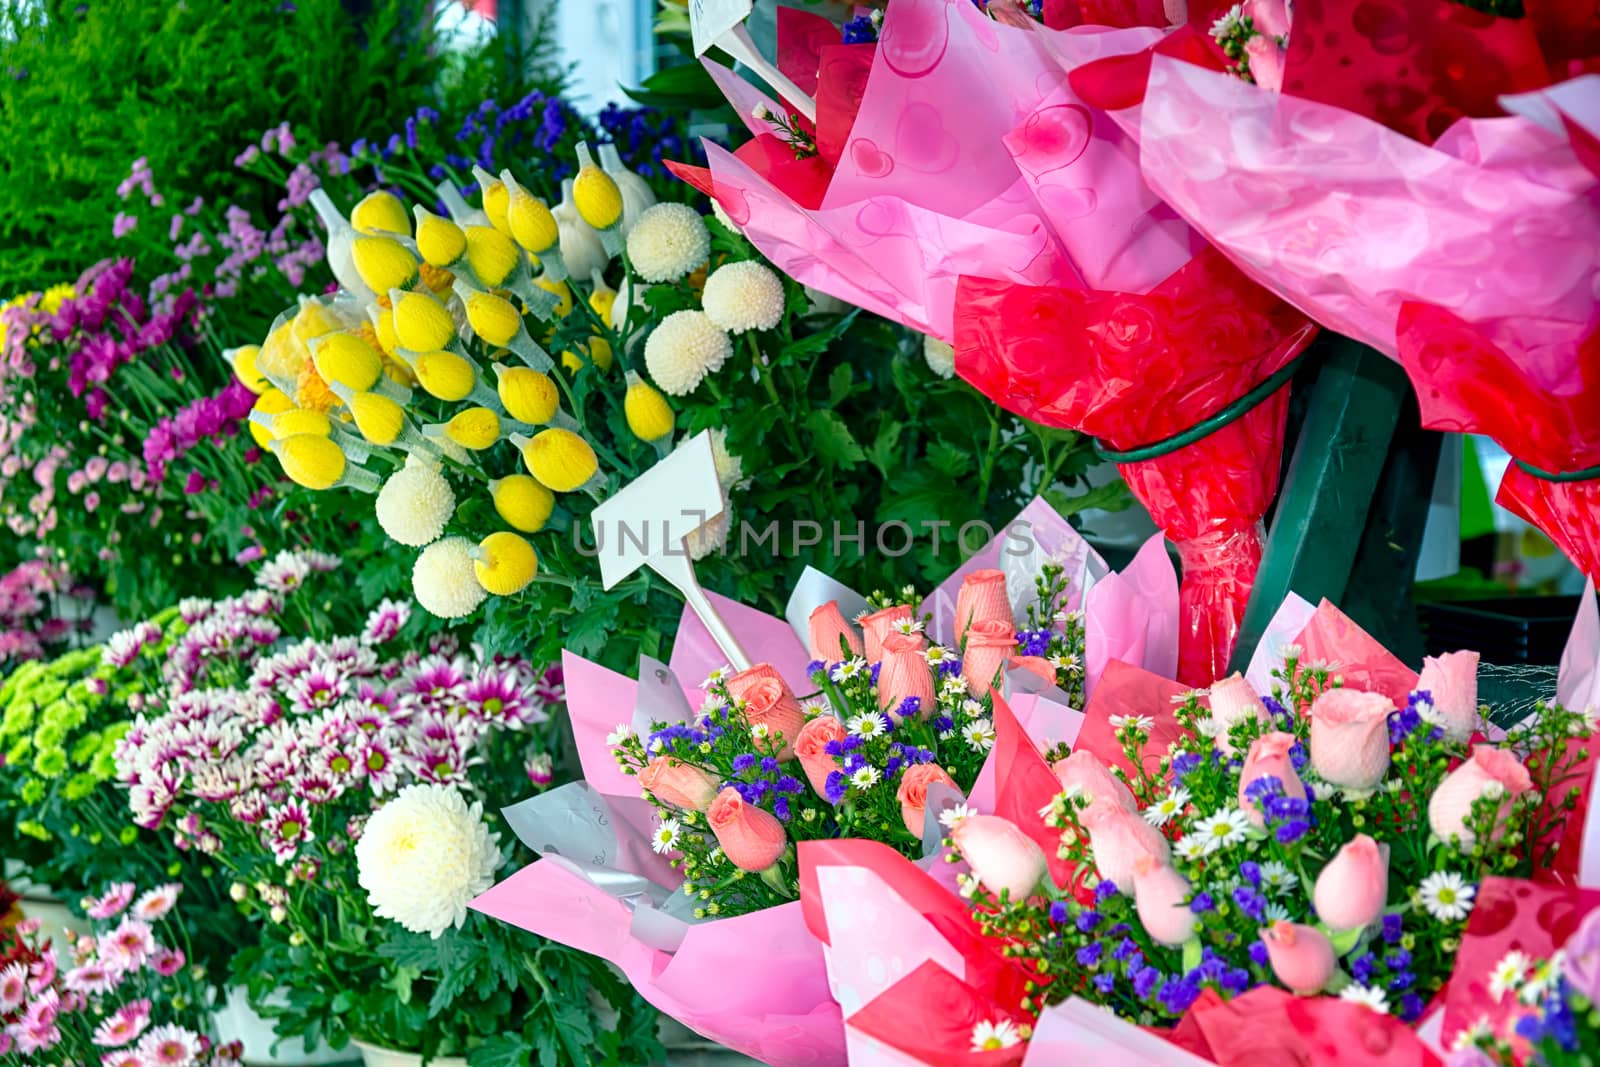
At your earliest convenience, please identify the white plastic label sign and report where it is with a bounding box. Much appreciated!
[690,0,754,57]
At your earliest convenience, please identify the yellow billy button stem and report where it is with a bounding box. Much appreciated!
[308,189,373,302]
[572,141,624,256]
[352,190,412,237]
[624,372,675,443]
[489,474,555,533]
[388,289,458,353]
[501,169,567,281]
[512,428,599,493]
[451,278,552,371]
[470,531,539,596]
[471,166,512,234]
[412,204,467,268]
[226,344,268,394]
[308,333,411,404]
[269,434,379,492]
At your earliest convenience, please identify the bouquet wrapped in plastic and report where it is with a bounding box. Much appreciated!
[472,500,1181,1065]
[799,587,1600,1063]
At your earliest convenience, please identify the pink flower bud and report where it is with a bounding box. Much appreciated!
[953,568,1011,645]
[1417,651,1480,743]
[808,600,863,663]
[792,716,846,798]
[1244,35,1287,92]
[726,663,807,759]
[1308,688,1392,790]
[859,604,912,664]
[1237,730,1306,824]
[961,618,1017,696]
[1209,671,1267,755]
[706,787,787,872]
[897,763,958,838]
[1312,834,1388,931]
[1132,856,1195,946]
[878,631,935,717]
[1260,920,1335,995]
[950,814,1047,901]
[1052,749,1136,823]
[1245,0,1289,36]
[1428,745,1532,849]
[1084,806,1169,889]
[637,757,721,811]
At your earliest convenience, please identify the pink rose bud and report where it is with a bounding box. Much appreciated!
[1008,655,1055,688]
[1209,672,1268,755]
[1237,730,1306,824]
[1259,921,1336,995]
[706,787,788,872]
[1312,833,1388,931]
[859,604,912,664]
[897,763,958,838]
[1245,0,1290,37]
[1308,688,1393,790]
[792,716,846,798]
[953,568,1011,645]
[961,618,1018,697]
[726,664,808,759]
[637,757,721,811]
[878,631,935,718]
[808,600,863,663]
[950,814,1047,901]
[1132,855,1196,946]
[1052,749,1137,823]
[1084,805,1170,889]
[1417,650,1480,743]
[1244,35,1287,92]
[1428,744,1533,849]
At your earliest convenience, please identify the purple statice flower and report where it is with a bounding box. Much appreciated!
[1130,966,1161,999]
[773,797,792,821]
[823,770,847,805]
[1049,901,1069,924]
[1274,819,1310,844]
[1188,892,1215,913]
[1075,911,1101,933]
[1239,861,1262,887]
[1351,953,1377,984]
[112,212,138,239]
[731,753,756,774]
[1075,942,1102,967]
[1093,972,1115,994]
[1243,775,1282,805]
[897,696,921,719]
[1094,880,1119,903]
[1382,914,1404,944]
[1287,741,1308,773]
[1232,886,1266,923]
[840,12,877,42]
[1247,940,1269,968]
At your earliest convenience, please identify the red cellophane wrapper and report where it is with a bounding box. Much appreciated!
[955,248,1317,685]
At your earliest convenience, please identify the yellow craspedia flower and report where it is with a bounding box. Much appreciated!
[573,142,623,230]
[464,226,521,288]
[490,474,554,532]
[413,351,477,402]
[496,366,558,424]
[312,332,385,392]
[624,372,674,442]
[560,337,612,374]
[392,290,456,352]
[272,408,333,438]
[370,306,400,356]
[480,176,511,234]
[414,205,467,267]
[444,407,501,450]
[274,434,346,490]
[228,344,268,394]
[348,392,407,445]
[248,388,293,448]
[507,185,559,254]
[352,190,412,236]
[522,428,597,492]
[473,531,538,596]
[353,236,420,295]
[589,275,617,326]
[293,299,343,343]
[462,289,522,347]
[534,277,573,318]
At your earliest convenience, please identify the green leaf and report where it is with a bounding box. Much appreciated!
[865,421,905,479]
[1043,480,1134,518]
[927,441,973,479]
[468,1034,530,1067]
[804,409,866,468]
[619,61,726,110]
[780,309,860,361]
[827,363,855,407]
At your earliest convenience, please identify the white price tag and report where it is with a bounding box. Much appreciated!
[689,0,755,57]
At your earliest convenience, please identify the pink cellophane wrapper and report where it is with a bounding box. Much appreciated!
[1541,582,1600,887]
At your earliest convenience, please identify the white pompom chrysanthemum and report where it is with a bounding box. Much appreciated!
[708,428,746,492]
[355,783,501,938]
[701,261,785,335]
[375,460,456,547]
[626,202,710,283]
[411,536,486,619]
[923,335,956,380]
[644,310,732,396]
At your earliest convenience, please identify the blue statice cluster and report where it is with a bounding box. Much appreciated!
[841,12,879,43]
[725,752,807,821]
[1242,774,1313,844]
[1515,980,1583,1056]
[1388,688,1445,745]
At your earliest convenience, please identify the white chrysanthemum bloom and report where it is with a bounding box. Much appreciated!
[411,537,487,619]
[375,459,456,547]
[356,783,501,938]
[625,202,710,283]
[708,428,746,491]
[685,502,731,561]
[701,260,785,334]
[710,197,741,234]
[644,310,731,396]
[923,335,956,379]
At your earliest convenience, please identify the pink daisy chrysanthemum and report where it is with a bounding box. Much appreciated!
[361,740,400,795]
[461,670,544,728]
[318,745,361,781]
[264,801,314,863]
[23,987,60,1028]
[64,961,120,995]
[14,1021,61,1054]
[149,947,186,978]
[28,954,56,995]
[100,1051,146,1067]
[92,998,152,1047]
[292,774,342,805]
[99,919,156,972]
[86,882,137,920]
[0,962,28,1012]
[131,884,182,922]
[406,657,468,707]
[288,669,347,713]
[136,1022,203,1067]
[361,598,411,645]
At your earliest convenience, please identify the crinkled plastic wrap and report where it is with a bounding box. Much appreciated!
[956,246,1315,685]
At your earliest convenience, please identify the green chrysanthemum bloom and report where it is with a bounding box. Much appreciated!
[63,772,96,801]
[70,730,101,765]
[100,720,132,748]
[20,779,46,805]
[33,719,67,750]
[6,736,32,765]
[33,746,68,779]
[18,820,49,841]
[0,700,36,741]
[89,750,118,781]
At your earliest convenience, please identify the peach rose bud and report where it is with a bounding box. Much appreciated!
[953,568,1011,645]
[961,618,1017,696]
[792,716,846,799]
[1417,650,1480,743]
[808,600,863,663]
[1259,921,1335,995]
[897,763,958,838]
[1209,672,1268,756]
[1244,35,1287,92]
[1312,833,1388,931]
[1084,805,1170,890]
[859,604,913,664]
[1008,655,1055,688]
[727,663,807,759]
[878,631,936,718]
[1052,749,1137,822]
[1132,855,1196,947]
[1308,688,1393,790]
[1237,730,1306,824]
[950,814,1047,901]
[637,757,721,811]
[1428,744,1533,849]
[706,786,788,872]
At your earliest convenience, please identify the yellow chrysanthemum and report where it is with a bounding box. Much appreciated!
[40,283,74,315]
[490,475,554,533]
[292,300,344,344]
[311,333,385,392]
[420,263,456,295]
[352,190,412,236]
[495,366,558,424]
[521,428,597,492]
[294,362,341,414]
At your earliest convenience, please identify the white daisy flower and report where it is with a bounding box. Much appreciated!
[652,818,682,854]
[925,645,955,665]
[1489,950,1530,1001]
[1107,713,1154,733]
[1451,1015,1494,1051]
[701,666,732,688]
[962,718,996,753]
[957,872,979,899]
[605,724,634,746]
[941,674,971,698]
[970,1019,1021,1052]
[846,713,886,740]
[1281,644,1303,663]
[700,693,729,715]
[1259,862,1298,893]
[750,723,771,740]
[1142,787,1191,828]
[1170,688,1208,704]
[799,696,830,716]
[830,658,867,682]
[708,846,725,865]
[1264,901,1292,922]
[939,802,975,829]
[892,616,925,635]
[1338,984,1390,1014]
[851,765,882,790]
[648,737,667,755]
[1412,695,1441,727]
[1520,951,1565,1005]
[1048,652,1081,674]
[1194,808,1251,854]
[1175,836,1211,862]
[1418,871,1476,923]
